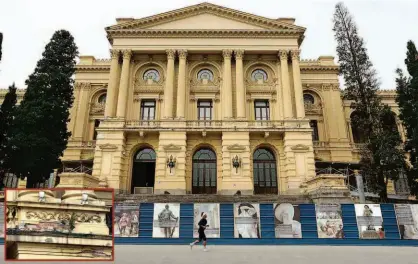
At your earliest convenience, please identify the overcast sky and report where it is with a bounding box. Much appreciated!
[0,0,417,89]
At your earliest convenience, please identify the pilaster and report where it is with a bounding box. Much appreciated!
[116,49,132,118]
[283,129,316,194]
[222,49,233,119]
[235,50,246,119]
[154,131,187,194]
[104,49,121,117]
[73,82,91,140]
[220,132,252,195]
[176,50,187,119]
[163,50,176,119]
[279,50,293,119]
[290,50,305,119]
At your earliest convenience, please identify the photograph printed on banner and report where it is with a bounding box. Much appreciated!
[274,203,302,238]
[193,204,220,238]
[152,203,180,238]
[395,204,418,240]
[355,204,385,239]
[114,203,140,237]
[315,204,344,238]
[234,203,261,238]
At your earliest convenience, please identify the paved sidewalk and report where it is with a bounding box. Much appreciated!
[2,245,418,263]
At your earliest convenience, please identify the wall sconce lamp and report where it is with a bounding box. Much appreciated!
[38,191,46,203]
[166,155,176,173]
[81,192,89,205]
[232,155,241,173]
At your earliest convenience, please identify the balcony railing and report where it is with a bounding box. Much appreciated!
[124,119,309,131]
[67,140,96,149]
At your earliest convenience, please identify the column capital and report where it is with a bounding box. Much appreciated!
[278,50,289,61]
[222,49,233,59]
[110,49,120,59]
[177,49,188,59]
[166,49,176,59]
[121,49,132,60]
[290,49,301,61]
[234,50,244,59]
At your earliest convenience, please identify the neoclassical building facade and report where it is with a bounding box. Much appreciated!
[0,3,409,198]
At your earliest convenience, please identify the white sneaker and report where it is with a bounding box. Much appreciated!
[189,243,194,250]
[203,248,208,252]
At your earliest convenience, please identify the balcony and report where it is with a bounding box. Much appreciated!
[123,119,311,132]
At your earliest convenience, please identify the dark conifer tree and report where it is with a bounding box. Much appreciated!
[7,30,78,187]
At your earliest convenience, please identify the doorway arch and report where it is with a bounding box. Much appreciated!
[131,148,156,193]
[253,148,278,194]
[192,148,217,194]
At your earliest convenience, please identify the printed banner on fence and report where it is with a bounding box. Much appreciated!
[114,203,140,237]
[355,204,385,239]
[194,204,220,238]
[153,203,180,238]
[274,203,302,238]
[395,204,418,240]
[234,203,261,238]
[315,204,344,238]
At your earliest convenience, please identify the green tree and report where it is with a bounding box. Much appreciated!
[333,2,405,201]
[0,84,17,189]
[7,30,78,187]
[395,40,418,196]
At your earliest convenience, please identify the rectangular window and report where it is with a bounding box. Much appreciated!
[93,119,100,140]
[310,120,319,141]
[197,100,212,120]
[141,100,156,120]
[254,100,270,120]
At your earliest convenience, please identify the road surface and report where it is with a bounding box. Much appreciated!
[2,245,418,263]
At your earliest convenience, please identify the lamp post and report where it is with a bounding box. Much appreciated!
[167,155,176,174]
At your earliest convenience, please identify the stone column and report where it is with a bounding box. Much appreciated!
[279,50,293,119]
[73,82,91,139]
[105,49,120,117]
[116,49,132,118]
[176,49,187,119]
[235,50,246,119]
[290,50,305,119]
[68,84,81,137]
[222,49,233,119]
[163,50,176,119]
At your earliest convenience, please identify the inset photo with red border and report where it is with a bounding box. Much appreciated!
[4,188,114,261]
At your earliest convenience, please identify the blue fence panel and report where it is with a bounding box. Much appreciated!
[180,203,193,238]
[260,203,275,238]
[381,204,400,240]
[341,204,359,239]
[220,203,234,239]
[300,204,318,239]
[139,203,154,238]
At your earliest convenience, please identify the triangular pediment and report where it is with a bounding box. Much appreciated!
[107,2,305,32]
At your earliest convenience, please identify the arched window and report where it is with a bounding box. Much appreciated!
[197,69,214,81]
[143,69,160,82]
[98,94,107,104]
[251,69,268,82]
[303,94,315,105]
[134,148,156,161]
[253,148,278,194]
[192,148,217,194]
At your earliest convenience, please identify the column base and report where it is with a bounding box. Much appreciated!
[56,173,100,188]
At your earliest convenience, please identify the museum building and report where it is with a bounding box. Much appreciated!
[0,3,411,200]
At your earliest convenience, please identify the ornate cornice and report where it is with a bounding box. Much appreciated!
[166,49,176,59]
[107,29,303,40]
[235,50,244,59]
[74,82,91,90]
[177,49,188,59]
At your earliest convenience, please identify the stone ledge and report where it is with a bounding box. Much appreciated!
[6,233,112,247]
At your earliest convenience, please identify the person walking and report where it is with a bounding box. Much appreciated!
[190,212,209,251]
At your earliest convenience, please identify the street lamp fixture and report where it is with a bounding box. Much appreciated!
[232,155,241,173]
[167,155,176,173]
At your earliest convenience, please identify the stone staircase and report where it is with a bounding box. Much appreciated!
[114,194,312,204]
